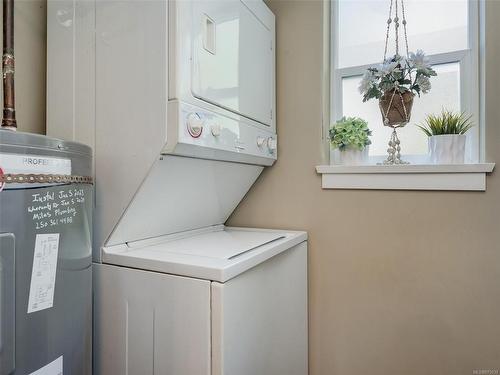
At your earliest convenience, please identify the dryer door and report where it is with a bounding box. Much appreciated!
[190,0,274,127]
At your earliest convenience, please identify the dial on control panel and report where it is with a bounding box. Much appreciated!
[186,113,203,138]
[267,137,277,152]
[256,136,266,147]
[210,123,222,137]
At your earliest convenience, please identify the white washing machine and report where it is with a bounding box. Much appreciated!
[46,0,308,374]
[95,227,307,375]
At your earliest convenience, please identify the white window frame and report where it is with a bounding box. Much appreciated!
[329,0,483,164]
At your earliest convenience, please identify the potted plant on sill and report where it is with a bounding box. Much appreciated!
[359,50,437,127]
[417,109,474,164]
[329,117,372,165]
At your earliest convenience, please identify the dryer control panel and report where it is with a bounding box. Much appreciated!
[165,101,277,165]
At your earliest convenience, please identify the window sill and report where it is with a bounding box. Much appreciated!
[315,163,495,191]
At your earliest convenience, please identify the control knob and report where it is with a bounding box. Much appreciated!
[186,113,203,138]
[256,136,266,147]
[211,123,222,137]
[267,137,277,152]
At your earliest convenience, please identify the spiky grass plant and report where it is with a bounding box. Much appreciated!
[417,110,474,136]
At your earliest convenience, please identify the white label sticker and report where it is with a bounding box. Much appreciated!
[0,153,71,175]
[27,234,60,314]
[29,356,63,375]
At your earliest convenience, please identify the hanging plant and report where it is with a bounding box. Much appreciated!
[359,51,436,103]
[357,0,438,164]
[359,51,436,126]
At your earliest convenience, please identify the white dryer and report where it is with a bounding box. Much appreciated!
[46,0,307,374]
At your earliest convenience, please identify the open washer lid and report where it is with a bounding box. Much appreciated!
[101,227,307,282]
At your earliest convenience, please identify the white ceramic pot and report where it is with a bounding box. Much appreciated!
[428,134,466,164]
[331,146,369,165]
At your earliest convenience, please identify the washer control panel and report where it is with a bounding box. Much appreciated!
[177,104,277,161]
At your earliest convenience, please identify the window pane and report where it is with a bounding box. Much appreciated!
[338,0,468,68]
[341,63,461,156]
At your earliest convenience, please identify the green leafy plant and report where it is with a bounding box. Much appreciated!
[417,110,474,136]
[329,117,372,151]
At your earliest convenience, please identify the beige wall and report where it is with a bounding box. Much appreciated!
[9,0,500,373]
[1,0,46,134]
[229,1,500,374]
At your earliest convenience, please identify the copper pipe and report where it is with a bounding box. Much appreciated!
[1,0,16,130]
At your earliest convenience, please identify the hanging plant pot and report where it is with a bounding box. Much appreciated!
[379,89,414,127]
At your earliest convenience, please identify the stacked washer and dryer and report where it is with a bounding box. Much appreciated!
[48,0,308,374]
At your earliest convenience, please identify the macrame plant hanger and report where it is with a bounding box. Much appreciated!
[380,0,411,165]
